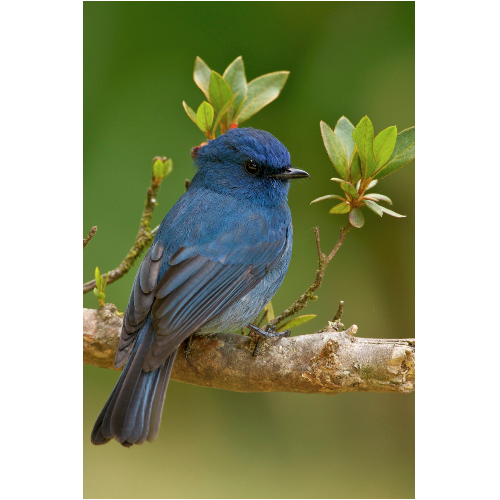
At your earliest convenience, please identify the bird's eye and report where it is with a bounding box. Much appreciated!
[244,160,259,175]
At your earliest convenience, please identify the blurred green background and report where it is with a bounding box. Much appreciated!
[84,2,414,498]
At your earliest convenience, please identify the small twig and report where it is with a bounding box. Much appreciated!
[325,224,351,266]
[330,300,346,332]
[83,226,97,250]
[256,309,268,328]
[344,324,358,336]
[314,226,325,262]
[268,224,351,330]
[83,175,164,294]
[333,301,344,322]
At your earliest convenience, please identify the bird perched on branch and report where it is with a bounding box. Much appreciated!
[91,127,309,447]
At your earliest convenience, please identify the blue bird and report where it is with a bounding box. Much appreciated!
[91,128,309,447]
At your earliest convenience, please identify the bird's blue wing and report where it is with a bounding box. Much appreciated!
[142,235,287,370]
[115,203,290,371]
[114,241,166,368]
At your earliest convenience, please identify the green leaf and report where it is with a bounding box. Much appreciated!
[277,314,316,332]
[330,178,345,184]
[373,126,397,169]
[310,194,345,204]
[163,159,173,178]
[103,272,110,288]
[152,158,163,179]
[364,199,383,217]
[365,193,392,205]
[193,57,211,99]
[222,56,247,118]
[341,182,358,199]
[380,206,406,218]
[182,101,197,124]
[349,207,365,228]
[352,116,377,178]
[237,71,289,123]
[330,177,358,196]
[350,149,361,184]
[375,127,415,179]
[264,301,274,321]
[334,116,356,160]
[330,202,351,214]
[320,121,348,179]
[209,71,233,114]
[196,101,214,134]
[93,287,99,298]
[232,99,245,120]
[212,94,236,134]
[94,267,102,289]
[98,292,106,301]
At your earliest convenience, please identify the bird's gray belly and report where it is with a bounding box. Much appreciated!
[196,237,292,334]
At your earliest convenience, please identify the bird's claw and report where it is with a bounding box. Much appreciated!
[248,324,291,356]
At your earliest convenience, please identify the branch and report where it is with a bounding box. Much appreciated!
[83,226,97,250]
[83,304,415,395]
[82,163,166,294]
[268,224,351,330]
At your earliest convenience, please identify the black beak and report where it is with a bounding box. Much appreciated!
[270,167,310,180]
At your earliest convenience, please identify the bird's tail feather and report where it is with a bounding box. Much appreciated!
[91,322,178,447]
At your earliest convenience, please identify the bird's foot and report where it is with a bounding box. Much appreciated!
[248,324,291,356]
[184,334,195,367]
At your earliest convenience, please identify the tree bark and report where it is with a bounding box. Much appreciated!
[83,304,415,395]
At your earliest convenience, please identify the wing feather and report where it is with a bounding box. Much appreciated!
[115,208,289,372]
[114,243,165,368]
[141,236,287,372]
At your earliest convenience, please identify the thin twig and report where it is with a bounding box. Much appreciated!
[333,300,344,322]
[267,224,351,330]
[83,174,164,294]
[325,224,351,265]
[83,226,97,250]
[330,300,345,332]
[314,226,325,262]
[256,309,268,327]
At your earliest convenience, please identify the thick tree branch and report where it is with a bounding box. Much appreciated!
[83,304,415,395]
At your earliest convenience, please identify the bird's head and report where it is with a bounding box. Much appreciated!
[192,128,309,207]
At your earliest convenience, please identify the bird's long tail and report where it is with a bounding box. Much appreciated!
[91,322,177,447]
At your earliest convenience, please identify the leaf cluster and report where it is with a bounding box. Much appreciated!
[312,116,415,228]
[93,267,109,307]
[152,156,173,185]
[183,56,289,139]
